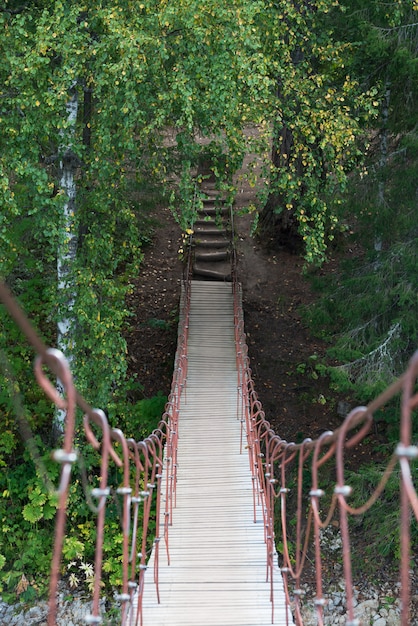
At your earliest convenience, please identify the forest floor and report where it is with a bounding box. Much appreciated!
[125,178,363,456]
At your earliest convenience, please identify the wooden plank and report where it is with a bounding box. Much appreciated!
[132,281,292,626]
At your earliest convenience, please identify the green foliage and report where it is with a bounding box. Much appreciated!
[108,391,168,441]
[256,0,379,264]
[0,0,264,419]
[344,136,418,249]
[295,353,328,380]
[1,0,259,601]
[330,0,418,133]
[256,0,418,264]
[0,387,164,601]
[346,462,418,573]
[0,449,59,601]
[307,240,418,387]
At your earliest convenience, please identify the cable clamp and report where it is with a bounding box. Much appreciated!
[294,589,305,596]
[334,485,352,497]
[280,487,289,494]
[310,489,325,498]
[128,581,138,589]
[91,488,110,498]
[396,444,418,459]
[116,487,132,495]
[115,593,130,602]
[131,496,142,504]
[314,598,327,607]
[53,449,77,464]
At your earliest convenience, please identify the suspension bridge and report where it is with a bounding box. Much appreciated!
[0,187,417,626]
[139,280,291,625]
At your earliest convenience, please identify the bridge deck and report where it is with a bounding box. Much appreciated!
[139,281,291,625]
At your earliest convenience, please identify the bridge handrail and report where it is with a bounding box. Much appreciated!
[1,256,417,625]
[232,277,418,626]
[0,279,192,626]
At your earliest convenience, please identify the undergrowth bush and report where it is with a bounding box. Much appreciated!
[307,238,418,388]
[346,462,418,576]
[305,211,417,433]
[306,128,418,401]
[0,392,165,604]
[300,130,418,582]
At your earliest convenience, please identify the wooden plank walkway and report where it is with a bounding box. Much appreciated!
[139,281,292,625]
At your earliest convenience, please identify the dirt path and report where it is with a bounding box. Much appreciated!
[125,192,345,444]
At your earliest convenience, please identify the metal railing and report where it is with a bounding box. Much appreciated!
[0,278,191,625]
[233,278,418,626]
[1,258,417,625]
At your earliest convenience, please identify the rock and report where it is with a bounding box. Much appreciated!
[299,577,405,626]
[0,596,101,626]
[360,599,379,611]
[387,608,401,626]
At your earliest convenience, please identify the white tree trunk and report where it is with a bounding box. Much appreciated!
[56,87,78,434]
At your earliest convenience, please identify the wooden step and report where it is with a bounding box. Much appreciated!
[193,237,230,248]
[194,224,227,235]
[194,218,219,227]
[198,206,230,217]
[195,249,230,262]
[193,261,232,281]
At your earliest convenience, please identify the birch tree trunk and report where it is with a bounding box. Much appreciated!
[55,86,78,436]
